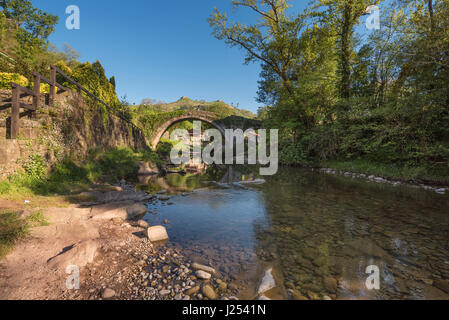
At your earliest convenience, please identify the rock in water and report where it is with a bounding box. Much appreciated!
[102,288,116,299]
[146,226,169,242]
[202,285,217,300]
[159,289,171,296]
[185,286,200,296]
[218,282,227,292]
[240,179,266,185]
[257,268,276,294]
[191,262,216,274]
[324,277,338,293]
[195,270,212,280]
[137,219,150,228]
[434,279,449,294]
[127,203,147,218]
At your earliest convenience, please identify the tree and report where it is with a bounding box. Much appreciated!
[62,43,80,64]
[311,0,380,99]
[208,0,313,127]
[0,0,58,40]
[109,76,116,88]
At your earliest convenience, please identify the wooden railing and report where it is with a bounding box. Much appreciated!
[1,65,138,139]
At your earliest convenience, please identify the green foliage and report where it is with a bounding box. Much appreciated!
[68,61,119,108]
[0,209,49,259]
[0,147,162,197]
[126,97,256,141]
[0,1,120,116]
[156,139,177,159]
[109,76,116,88]
[0,211,27,258]
[0,72,28,89]
[129,108,187,139]
[23,154,46,180]
[214,1,449,181]
[0,0,58,40]
[88,147,139,181]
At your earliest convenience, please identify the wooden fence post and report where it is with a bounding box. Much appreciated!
[33,73,40,119]
[11,86,20,139]
[49,66,56,107]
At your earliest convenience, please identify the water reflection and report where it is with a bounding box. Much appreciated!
[142,166,449,300]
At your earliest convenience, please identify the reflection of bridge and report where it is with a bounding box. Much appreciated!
[150,110,261,150]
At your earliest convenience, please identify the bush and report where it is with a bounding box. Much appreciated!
[0,72,29,89]
[0,147,162,197]
[23,155,46,180]
[0,210,49,259]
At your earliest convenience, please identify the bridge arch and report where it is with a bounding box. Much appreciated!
[151,112,226,150]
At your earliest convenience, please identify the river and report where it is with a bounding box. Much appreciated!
[138,166,449,300]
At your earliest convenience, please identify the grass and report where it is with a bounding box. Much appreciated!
[321,159,449,185]
[0,210,49,259]
[0,147,162,199]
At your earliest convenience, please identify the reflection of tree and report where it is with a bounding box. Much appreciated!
[251,167,343,296]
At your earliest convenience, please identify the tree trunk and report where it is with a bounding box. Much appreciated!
[340,4,352,100]
[428,0,435,34]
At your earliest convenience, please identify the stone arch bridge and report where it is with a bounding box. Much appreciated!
[150,110,261,150]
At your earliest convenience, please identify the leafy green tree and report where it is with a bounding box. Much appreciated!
[0,0,58,40]
[311,0,381,100]
[208,0,314,127]
[109,76,116,88]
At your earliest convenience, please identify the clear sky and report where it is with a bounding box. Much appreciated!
[31,0,310,113]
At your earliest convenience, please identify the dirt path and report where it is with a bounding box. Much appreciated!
[0,189,244,301]
[0,191,152,300]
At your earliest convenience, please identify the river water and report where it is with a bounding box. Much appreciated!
[139,167,449,300]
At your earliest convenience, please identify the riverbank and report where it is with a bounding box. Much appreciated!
[312,165,448,195]
[319,160,449,186]
[2,165,449,300]
[0,182,241,300]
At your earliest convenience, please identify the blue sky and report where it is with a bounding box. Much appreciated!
[31,1,379,112]
[31,0,310,113]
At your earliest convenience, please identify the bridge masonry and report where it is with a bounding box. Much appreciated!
[150,110,261,150]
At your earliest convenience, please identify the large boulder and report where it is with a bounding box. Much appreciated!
[127,203,148,217]
[42,207,92,224]
[31,222,99,241]
[146,226,169,242]
[90,202,147,220]
[47,240,99,270]
[97,191,153,204]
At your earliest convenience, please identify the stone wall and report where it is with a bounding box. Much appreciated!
[0,89,149,180]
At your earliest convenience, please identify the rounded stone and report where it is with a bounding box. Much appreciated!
[195,270,212,280]
[101,288,116,299]
[202,285,217,300]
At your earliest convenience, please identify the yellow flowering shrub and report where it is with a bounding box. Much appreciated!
[0,73,29,89]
